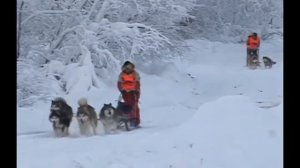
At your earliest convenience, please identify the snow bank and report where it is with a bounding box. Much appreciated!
[168,95,283,168]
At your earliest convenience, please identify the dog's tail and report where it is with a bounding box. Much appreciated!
[78,97,88,106]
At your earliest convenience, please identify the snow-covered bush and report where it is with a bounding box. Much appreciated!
[61,45,103,96]
[17,59,56,107]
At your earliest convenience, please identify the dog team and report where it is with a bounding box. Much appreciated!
[49,61,141,137]
[246,32,276,69]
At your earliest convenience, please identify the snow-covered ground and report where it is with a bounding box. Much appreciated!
[17,38,283,168]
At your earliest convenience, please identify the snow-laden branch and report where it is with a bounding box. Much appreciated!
[21,9,81,26]
[49,24,84,52]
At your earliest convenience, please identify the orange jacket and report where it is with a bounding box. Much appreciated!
[118,71,140,92]
[247,36,260,49]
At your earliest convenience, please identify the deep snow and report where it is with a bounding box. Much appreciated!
[17,38,283,168]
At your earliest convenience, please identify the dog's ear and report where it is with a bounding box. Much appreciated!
[109,103,112,106]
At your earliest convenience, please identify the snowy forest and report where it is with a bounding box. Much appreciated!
[17,0,283,167]
[17,0,283,107]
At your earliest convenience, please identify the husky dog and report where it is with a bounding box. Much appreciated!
[249,57,260,69]
[116,101,135,131]
[99,103,120,134]
[262,56,276,69]
[49,97,73,137]
[76,98,98,136]
[247,50,260,69]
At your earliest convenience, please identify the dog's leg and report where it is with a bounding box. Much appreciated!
[78,120,85,135]
[79,124,83,135]
[79,125,83,135]
[81,124,85,135]
[82,123,88,135]
[90,122,95,135]
[104,126,109,134]
[52,123,57,137]
[59,128,64,137]
[85,124,90,136]
[63,127,69,136]
[111,123,119,134]
[54,128,59,137]
[66,128,69,136]
[88,124,94,136]
[80,124,85,135]
[62,126,66,137]
[92,121,97,135]
[53,122,60,137]
[92,120,97,135]
[55,128,62,137]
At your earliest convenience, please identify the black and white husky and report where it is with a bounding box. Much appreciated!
[76,98,98,136]
[262,56,276,69]
[49,97,73,137]
[99,103,120,134]
[248,50,260,69]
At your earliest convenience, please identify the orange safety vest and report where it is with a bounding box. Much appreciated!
[120,72,139,91]
[247,36,260,49]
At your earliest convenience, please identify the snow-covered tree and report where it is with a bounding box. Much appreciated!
[17,59,59,107]
[61,45,103,96]
[186,0,283,42]
[17,0,283,106]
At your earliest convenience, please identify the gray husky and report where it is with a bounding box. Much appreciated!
[76,98,98,136]
[99,103,120,134]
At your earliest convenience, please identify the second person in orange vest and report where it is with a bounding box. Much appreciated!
[117,61,141,127]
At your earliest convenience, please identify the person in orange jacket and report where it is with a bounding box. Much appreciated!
[117,61,141,127]
[246,32,261,66]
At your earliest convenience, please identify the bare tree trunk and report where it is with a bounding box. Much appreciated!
[17,1,24,58]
